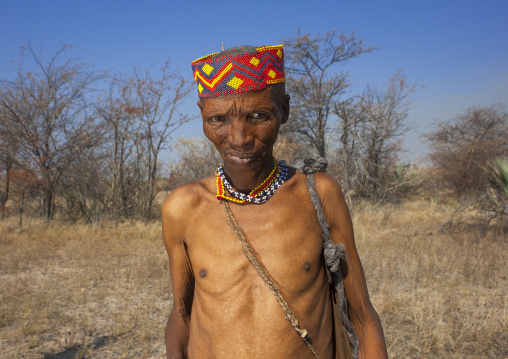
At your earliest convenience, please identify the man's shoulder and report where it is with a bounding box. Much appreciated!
[313,171,342,193]
[282,166,341,197]
[292,168,342,196]
[310,171,352,234]
[161,176,215,220]
[306,171,347,213]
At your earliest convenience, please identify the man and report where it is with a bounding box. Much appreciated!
[162,45,387,359]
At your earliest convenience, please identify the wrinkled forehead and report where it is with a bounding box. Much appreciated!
[199,86,281,112]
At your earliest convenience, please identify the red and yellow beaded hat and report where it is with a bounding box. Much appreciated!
[191,45,285,98]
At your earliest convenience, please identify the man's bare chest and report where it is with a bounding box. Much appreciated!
[183,195,325,299]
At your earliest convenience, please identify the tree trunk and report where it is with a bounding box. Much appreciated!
[1,164,11,220]
[45,189,54,221]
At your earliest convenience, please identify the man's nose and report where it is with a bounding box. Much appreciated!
[227,120,254,150]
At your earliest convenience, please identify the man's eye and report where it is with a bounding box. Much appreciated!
[209,116,225,123]
[250,113,268,120]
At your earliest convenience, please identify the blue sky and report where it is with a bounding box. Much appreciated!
[1,0,507,161]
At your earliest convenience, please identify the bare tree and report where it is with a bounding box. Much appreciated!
[282,31,417,201]
[119,61,193,218]
[330,96,365,197]
[283,30,374,158]
[0,44,102,220]
[95,78,138,218]
[329,71,417,201]
[59,147,110,224]
[425,104,508,197]
[354,70,416,197]
[0,105,19,219]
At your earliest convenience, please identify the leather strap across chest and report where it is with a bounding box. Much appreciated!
[222,200,321,358]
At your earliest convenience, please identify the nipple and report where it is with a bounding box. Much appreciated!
[199,268,207,278]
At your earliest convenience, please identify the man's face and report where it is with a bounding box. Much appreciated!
[199,86,289,171]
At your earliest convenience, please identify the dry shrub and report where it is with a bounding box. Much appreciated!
[424,104,508,197]
[0,199,506,358]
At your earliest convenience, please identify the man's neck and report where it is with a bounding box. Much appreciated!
[223,159,276,194]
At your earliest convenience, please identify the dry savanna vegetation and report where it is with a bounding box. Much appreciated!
[1,31,507,359]
[1,199,506,359]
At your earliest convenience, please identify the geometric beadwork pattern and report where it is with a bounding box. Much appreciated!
[191,45,285,98]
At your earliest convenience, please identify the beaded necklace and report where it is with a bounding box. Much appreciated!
[216,158,288,204]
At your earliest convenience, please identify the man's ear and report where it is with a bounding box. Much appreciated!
[197,100,204,113]
[281,94,290,124]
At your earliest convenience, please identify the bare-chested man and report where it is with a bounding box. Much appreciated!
[162,45,388,359]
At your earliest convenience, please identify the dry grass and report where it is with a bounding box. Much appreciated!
[0,219,171,358]
[0,200,506,358]
[354,200,507,358]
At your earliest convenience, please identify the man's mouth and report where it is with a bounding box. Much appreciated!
[226,152,260,165]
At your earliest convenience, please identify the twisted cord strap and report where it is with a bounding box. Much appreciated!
[222,201,321,359]
[302,157,328,174]
[303,157,359,359]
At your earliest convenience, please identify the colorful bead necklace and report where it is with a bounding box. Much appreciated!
[216,158,288,204]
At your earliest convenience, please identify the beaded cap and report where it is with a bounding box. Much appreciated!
[191,45,285,98]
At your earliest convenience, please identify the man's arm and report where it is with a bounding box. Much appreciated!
[162,188,196,359]
[315,173,388,359]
